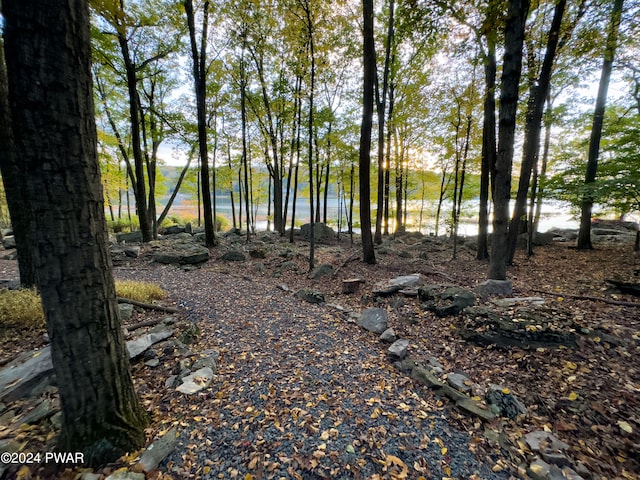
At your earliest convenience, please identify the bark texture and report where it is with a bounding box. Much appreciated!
[2,0,148,465]
[0,38,38,286]
[360,0,377,264]
[577,0,624,249]
[489,0,530,280]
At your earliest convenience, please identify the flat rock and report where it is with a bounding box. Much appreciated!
[387,339,409,359]
[154,244,209,265]
[126,327,174,359]
[357,308,388,334]
[176,367,214,394]
[139,426,180,472]
[0,347,54,402]
[446,372,472,393]
[456,398,497,421]
[492,297,545,307]
[373,274,423,296]
[411,365,444,388]
[524,431,570,453]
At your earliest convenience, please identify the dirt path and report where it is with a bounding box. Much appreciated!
[116,263,507,479]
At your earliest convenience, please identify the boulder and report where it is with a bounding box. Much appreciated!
[116,231,143,243]
[163,225,186,235]
[309,263,334,279]
[221,249,246,262]
[154,244,209,265]
[418,284,475,316]
[456,398,497,421]
[300,223,335,241]
[373,274,423,296]
[357,308,388,334]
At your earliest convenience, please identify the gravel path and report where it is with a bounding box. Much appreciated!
[117,263,509,479]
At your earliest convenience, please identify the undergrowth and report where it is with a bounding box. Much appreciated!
[0,281,165,331]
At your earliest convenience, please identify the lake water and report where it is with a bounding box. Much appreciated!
[167,193,581,236]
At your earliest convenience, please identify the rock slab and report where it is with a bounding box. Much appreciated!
[139,426,180,472]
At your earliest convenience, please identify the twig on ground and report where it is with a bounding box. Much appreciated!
[333,250,361,277]
[117,297,181,313]
[123,318,166,332]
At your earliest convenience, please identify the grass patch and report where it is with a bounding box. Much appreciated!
[115,280,165,303]
[0,288,45,331]
[0,281,164,334]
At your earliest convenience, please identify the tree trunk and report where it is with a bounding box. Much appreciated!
[489,0,530,280]
[477,37,497,261]
[360,0,377,264]
[185,0,215,246]
[2,0,147,465]
[374,0,396,245]
[577,0,624,249]
[115,23,152,242]
[305,0,317,270]
[506,0,566,263]
[0,37,38,287]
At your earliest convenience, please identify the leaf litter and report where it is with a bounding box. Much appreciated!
[0,234,639,479]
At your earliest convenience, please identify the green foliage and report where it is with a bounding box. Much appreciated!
[546,108,640,216]
[215,214,230,232]
[107,216,140,233]
[0,288,45,332]
[115,280,165,303]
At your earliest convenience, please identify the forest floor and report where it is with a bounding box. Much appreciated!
[0,230,639,480]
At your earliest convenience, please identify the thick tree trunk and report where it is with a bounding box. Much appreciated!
[360,0,376,264]
[489,0,530,280]
[2,0,147,465]
[506,0,566,264]
[577,0,624,249]
[0,38,38,287]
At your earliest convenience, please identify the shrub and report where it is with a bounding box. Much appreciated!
[215,214,229,232]
[0,288,45,331]
[115,280,165,303]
